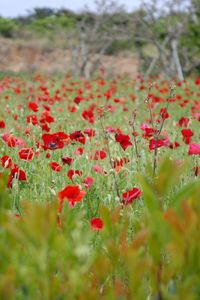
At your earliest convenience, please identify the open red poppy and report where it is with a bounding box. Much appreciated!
[19,148,34,161]
[122,187,142,205]
[1,155,12,168]
[42,132,69,150]
[49,162,62,172]
[115,133,132,151]
[90,217,104,230]
[58,185,86,212]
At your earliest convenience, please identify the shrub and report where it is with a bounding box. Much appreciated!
[0,17,16,38]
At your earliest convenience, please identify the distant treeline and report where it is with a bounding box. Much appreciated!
[0,8,79,38]
[0,7,138,55]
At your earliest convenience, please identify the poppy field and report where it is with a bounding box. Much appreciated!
[0,73,200,299]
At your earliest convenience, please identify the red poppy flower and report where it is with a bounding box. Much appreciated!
[160,108,169,119]
[25,127,31,136]
[39,111,54,124]
[74,147,84,155]
[19,148,34,161]
[16,137,26,148]
[1,155,12,168]
[93,150,106,160]
[140,123,149,130]
[169,141,180,149]
[74,95,84,105]
[83,176,94,189]
[181,129,193,145]
[82,109,95,124]
[84,128,96,137]
[106,126,115,133]
[70,130,86,144]
[58,185,86,212]
[46,153,51,159]
[142,127,157,139]
[11,167,27,180]
[43,104,51,111]
[122,187,142,205]
[67,169,82,181]
[28,102,39,112]
[2,134,17,148]
[114,97,125,104]
[27,115,38,125]
[178,117,189,127]
[0,120,6,128]
[41,123,50,132]
[188,143,200,155]
[149,138,169,150]
[195,77,200,85]
[49,162,62,172]
[42,132,69,150]
[61,156,73,165]
[90,217,104,230]
[7,167,27,188]
[68,105,77,113]
[93,164,103,174]
[115,133,132,151]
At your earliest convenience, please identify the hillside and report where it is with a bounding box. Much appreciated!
[0,38,138,77]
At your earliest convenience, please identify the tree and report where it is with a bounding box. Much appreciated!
[133,0,200,79]
[67,0,130,78]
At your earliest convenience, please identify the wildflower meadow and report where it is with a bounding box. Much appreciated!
[0,73,200,299]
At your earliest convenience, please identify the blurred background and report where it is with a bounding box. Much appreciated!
[0,0,200,79]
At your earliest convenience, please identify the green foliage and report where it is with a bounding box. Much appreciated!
[30,7,56,19]
[106,39,135,55]
[1,158,200,299]
[0,173,11,216]
[180,2,200,72]
[0,17,16,37]
[29,15,75,35]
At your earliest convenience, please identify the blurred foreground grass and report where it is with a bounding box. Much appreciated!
[1,158,200,300]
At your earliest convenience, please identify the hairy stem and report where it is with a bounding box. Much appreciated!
[130,111,140,171]
[153,83,175,176]
[145,82,176,177]
[99,115,121,200]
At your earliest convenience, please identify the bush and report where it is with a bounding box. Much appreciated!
[0,17,16,38]
[29,15,75,36]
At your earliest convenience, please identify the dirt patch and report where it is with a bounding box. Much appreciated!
[0,38,138,77]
